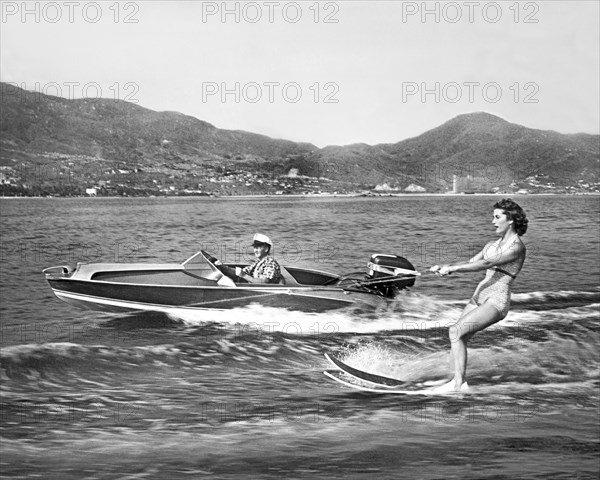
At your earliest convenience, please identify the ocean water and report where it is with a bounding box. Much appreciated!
[1,195,598,479]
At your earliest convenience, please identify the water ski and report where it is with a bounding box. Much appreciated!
[323,371,437,395]
[324,353,405,387]
[323,352,460,395]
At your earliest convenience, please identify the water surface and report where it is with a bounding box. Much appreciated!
[1,195,598,479]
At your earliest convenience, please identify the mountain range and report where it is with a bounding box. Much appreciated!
[1,82,598,195]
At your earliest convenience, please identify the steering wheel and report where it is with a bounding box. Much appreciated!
[200,251,236,287]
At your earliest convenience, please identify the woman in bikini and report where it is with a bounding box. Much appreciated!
[430,199,528,392]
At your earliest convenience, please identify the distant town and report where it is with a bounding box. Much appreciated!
[1,158,598,197]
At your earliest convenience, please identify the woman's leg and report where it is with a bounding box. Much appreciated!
[448,301,478,374]
[448,302,502,389]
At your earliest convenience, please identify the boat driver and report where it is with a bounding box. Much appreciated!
[234,234,282,284]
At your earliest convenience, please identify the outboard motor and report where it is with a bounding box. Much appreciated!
[365,254,416,297]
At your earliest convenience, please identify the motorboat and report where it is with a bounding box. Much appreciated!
[42,250,418,314]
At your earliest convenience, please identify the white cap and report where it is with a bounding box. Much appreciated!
[252,233,272,247]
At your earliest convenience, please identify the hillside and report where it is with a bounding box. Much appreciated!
[1,83,598,196]
[298,113,599,191]
[0,83,315,157]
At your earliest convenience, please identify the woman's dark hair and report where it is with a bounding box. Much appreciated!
[494,198,528,236]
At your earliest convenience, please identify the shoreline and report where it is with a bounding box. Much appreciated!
[1,192,598,200]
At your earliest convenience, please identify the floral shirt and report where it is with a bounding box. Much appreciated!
[243,255,282,283]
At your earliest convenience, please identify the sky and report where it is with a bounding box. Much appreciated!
[1,0,598,147]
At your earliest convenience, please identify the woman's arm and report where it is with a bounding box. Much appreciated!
[430,243,487,274]
[432,241,525,276]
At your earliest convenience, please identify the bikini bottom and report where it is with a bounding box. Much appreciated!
[469,278,511,319]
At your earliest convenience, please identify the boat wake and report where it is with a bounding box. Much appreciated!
[163,292,461,335]
[163,289,599,336]
[1,289,597,390]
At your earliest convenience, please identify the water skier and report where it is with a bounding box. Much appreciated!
[430,199,528,392]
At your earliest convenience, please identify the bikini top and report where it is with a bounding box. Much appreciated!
[483,236,524,279]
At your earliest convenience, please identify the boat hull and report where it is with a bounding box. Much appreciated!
[42,250,410,314]
[46,278,364,314]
